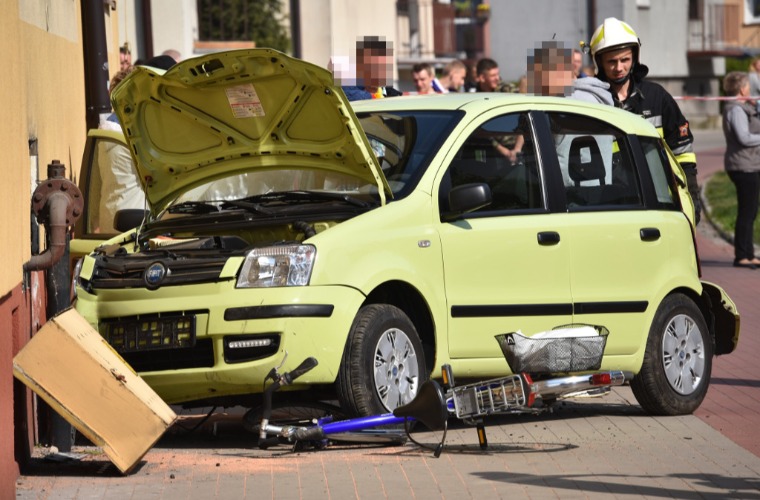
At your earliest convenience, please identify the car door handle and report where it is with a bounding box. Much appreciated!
[537,231,560,245]
[640,228,661,241]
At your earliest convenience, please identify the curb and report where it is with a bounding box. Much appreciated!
[700,174,736,247]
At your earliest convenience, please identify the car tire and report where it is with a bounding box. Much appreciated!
[336,304,427,417]
[631,293,713,416]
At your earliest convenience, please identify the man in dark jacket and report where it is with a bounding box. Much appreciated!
[589,17,701,223]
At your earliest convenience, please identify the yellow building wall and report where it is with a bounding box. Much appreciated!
[0,0,31,295]
[0,0,120,293]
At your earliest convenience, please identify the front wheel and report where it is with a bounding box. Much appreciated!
[336,304,427,416]
[631,294,713,416]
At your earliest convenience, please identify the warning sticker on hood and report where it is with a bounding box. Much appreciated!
[225,84,265,118]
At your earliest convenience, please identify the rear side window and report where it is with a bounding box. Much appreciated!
[548,112,642,210]
[639,137,680,209]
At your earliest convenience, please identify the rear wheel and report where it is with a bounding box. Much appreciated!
[631,294,712,415]
[337,304,427,416]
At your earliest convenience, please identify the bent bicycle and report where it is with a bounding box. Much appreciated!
[251,325,628,456]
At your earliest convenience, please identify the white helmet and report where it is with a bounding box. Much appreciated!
[588,17,641,79]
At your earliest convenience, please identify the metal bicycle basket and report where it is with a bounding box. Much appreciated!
[495,324,609,374]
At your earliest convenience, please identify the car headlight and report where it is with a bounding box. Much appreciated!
[236,244,316,288]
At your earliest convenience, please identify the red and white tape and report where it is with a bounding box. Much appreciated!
[674,95,756,101]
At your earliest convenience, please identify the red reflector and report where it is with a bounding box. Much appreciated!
[522,373,536,407]
[591,373,612,385]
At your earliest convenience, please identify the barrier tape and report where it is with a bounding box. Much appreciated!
[401,92,755,101]
[674,95,756,101]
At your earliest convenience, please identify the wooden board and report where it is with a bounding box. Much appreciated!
[13,308,176,473]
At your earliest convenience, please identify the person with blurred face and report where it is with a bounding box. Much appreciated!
[343,36,402,102]
[527,41,610,103]
[411,63,437,94]
[528,43,574,97]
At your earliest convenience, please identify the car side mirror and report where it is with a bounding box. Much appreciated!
[114,209,148,232]
[442,183,492,222]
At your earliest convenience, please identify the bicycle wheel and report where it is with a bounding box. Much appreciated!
[243,402,407,446]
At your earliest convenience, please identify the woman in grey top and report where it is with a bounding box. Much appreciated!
[722,71,760,269]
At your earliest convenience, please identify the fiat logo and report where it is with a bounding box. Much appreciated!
[144,262,167,289]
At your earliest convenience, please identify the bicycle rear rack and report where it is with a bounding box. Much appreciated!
[450,374,530,419]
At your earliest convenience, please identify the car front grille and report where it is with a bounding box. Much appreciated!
[86,251,234,289]
[102,313,197,352]
[100,311,214,372]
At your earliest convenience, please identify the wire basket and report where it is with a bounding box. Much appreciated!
[495,324,609,374]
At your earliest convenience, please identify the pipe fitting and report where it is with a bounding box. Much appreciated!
[23,161,84,272]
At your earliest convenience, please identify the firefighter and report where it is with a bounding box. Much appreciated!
[587,17,701,223]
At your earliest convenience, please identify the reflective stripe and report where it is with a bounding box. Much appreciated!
[672,143,694,155]
[590,27,605,50]
[675,152,697,164]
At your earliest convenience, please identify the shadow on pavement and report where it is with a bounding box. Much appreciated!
[20,457,143,478]
[472,470,760,499]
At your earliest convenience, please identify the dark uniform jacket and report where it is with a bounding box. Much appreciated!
[605,64,700,221]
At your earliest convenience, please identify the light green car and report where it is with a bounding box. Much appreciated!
[75,49,739,417]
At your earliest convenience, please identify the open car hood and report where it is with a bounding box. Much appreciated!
[111,49,390,213]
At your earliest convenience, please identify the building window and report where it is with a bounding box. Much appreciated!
[746,0,760,24]
[196,0,291,52]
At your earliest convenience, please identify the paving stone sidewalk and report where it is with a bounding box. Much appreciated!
[15,385,760,499]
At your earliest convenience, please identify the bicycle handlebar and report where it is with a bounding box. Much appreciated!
[258,357,319,448]
[285,357,318,384]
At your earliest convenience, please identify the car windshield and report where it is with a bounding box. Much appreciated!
[164,110,462,214]
[357,110,462,197]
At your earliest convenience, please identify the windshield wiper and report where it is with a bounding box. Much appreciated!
[241,190,373,208]
[167,201,221,214]
[220,199,274,215]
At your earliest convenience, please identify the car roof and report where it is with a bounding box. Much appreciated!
[350,93,660,138]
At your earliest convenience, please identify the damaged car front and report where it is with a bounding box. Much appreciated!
[74,49,396,405]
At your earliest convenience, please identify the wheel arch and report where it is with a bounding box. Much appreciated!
[697,282,740,355]
[364,280,437,373]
